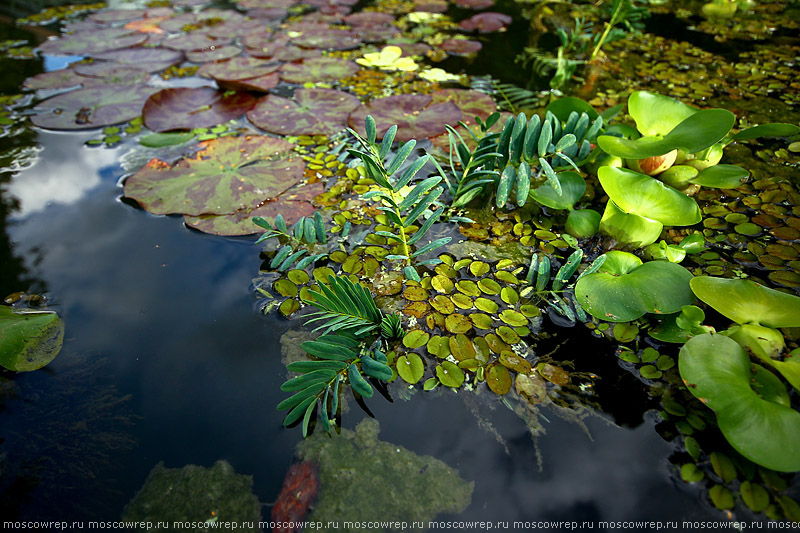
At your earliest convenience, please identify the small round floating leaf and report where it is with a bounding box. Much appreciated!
[685,436,701,461]
[431,275,454,294]
[639,365,662,380]
[496,325,520,345]
[470,313,493,330]
[495,271,519,285]
[436,361,465,388]
[403,329,430,349]
[741,481,770,512]
[499,309,527,327]
[499,351,532,374]
[485,333,509,354]
[456,280,481,297]
[404,286,429,302]
[427,335,451,358]
[451,293,474,309]
[470,261,490,276]
[680,464,704,483]
[520,304,540,318]
[709,485,735,510]
[478,279,501,295]
[474,297,499,314]
[486,363,511,395]
[430,294,455,314]
[273,279,299,298]
[500,287,519,305]
[613,322,638,342]
[278,298,300,317]
[516,373,547,404]
[538,363,569,386]
[449,334,476,361]
[445,314,472,334]
[710,452,738,484]
[396,353,425,384]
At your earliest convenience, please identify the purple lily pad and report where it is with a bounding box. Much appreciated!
[247,88,361,135]
[161,33,232,51]
[236,0,299,8]
[279,57,359,84]
[246,7,289,20]
[184,181,323,236]
[247,43,321,61]
[23,69,85,91]
[90,48,184,73]
[227,73,281,92]
[158,9,236,33]
[392,41,432,57]
[142,87,257,133]
[343,12,395,26]
[72,63,150,84]
[441,38,482,54]
[197,57,280,81]
[430,89,497,123]
[31,84,159,130]
[123,135,305,216]
[207,19,265,39]
[39,28,147,55]
[290,28,361,50]
[413,0,449,12]
[186,45,242,63]
[348,94,462,142]
[459,12,512,33]
[351,26,400,43]
[88,9,147,24]
[453,0,495,8]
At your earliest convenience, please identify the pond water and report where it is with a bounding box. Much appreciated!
[1,0,798,531]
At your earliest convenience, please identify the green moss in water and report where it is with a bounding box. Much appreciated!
[297,418,474,532]
[122,460,261,532]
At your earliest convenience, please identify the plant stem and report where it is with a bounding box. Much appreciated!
[590,0,623,61]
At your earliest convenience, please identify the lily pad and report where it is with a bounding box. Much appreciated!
[23,69,86,91]
[574,251,694,322]
[291,28,361,50]
[458,12,511,33]
[39,28,147,55]
[429,89,497,123]
[162,33,231,52]
[454,0,495,8]
[247,89,360,136]
[679,333,800,472]
[142,88,257,132]
[397,353,424,384]
[348,94,462,142]
[0,307,64,372]
[72,63,150,85]
[124,135,304,216]
[31,84,159,130]
[441,39,483,55]
[91,48,185,73]
[436,361,465,388]
[186,45,242,63]
[279,57,359,84]
[486,363,511,395]
[198,57,280,82]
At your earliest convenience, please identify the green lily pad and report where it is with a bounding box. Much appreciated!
[348,94,462,142]
[31,84,159,130]
[499,309,527,327]
[436,361,465,388]
[690,276,800,328]
[574,251,694,322]
[142,87,257,133]
[499,351,531,374]
[279,57,359,84]
[0,307,64,372]
[469,313,493,329]
[247,89,361,136]
[445,314,472,334]
[403,329,430,349]
[529,171,585,210]
[486,363,511,395]
[474,297,498,314]
[162,33,231,52]
[598,166,701,226]
[397,353,424,384]
[679,334,800,472]
[449,334,476,361]
[598,109,735,159]
[124,135,303,216]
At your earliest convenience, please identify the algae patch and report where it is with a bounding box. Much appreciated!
[122,460,261,532]
[297,418,474,531]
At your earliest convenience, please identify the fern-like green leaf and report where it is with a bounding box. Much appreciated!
[303,275,383,336]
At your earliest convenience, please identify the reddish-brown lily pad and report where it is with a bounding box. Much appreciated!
[344,12,395,26]
[348,94,462,142]
[162,33,231,51]
[430,89,497,123]
[39,28,147,55]
[31,84,159,130]
[124,135,305,216]
[392,41,432,57]
[207,19,265,39]
[413,0,449,12]
[290,28,360,50]
[454,0,495,8]
[279,57,359,83]
[142,87,257,132]
[236,0,298,8]
[72,63,150,85]
[197,57,280,81]
[88,9,147,24]
[245,7,288,20]
[90,48,184,73]
[247,88,360,135]
[441,38,483,55]
[23,69,85,91]
[184,181,323,235]
[459,12,512,33]
[186,45,242,63]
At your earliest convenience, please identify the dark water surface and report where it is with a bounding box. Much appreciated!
[0,8,756,532]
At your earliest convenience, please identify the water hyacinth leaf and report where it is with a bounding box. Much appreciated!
[247,89,361,136]
[598,109,735,160]
[546,97,599,122]
[142,88,257,133]
[690,164,749,188]
[679,334,800,472]
[31,84,159,130]
[0,307,64,372]
[628,90,698,136]
[348,94,462,142]
[599,200,664,248]
[575,251,694,322]
[730,123,800,142]
[397,353,424,384]
[124,136,303,216]
[598,166,701,226]
[529,171,585,210]
[689,277,800,329]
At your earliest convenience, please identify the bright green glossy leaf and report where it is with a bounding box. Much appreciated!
[628,91,698,136]
[0,307,64,371]
[599,200,664,248]
[679,334,800,472]
[436,361,464,388]
[690,276,800,328]
[396,353,424,384]
[528,171,585,210]
[690,164,749,188]
[730,123,800,142]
